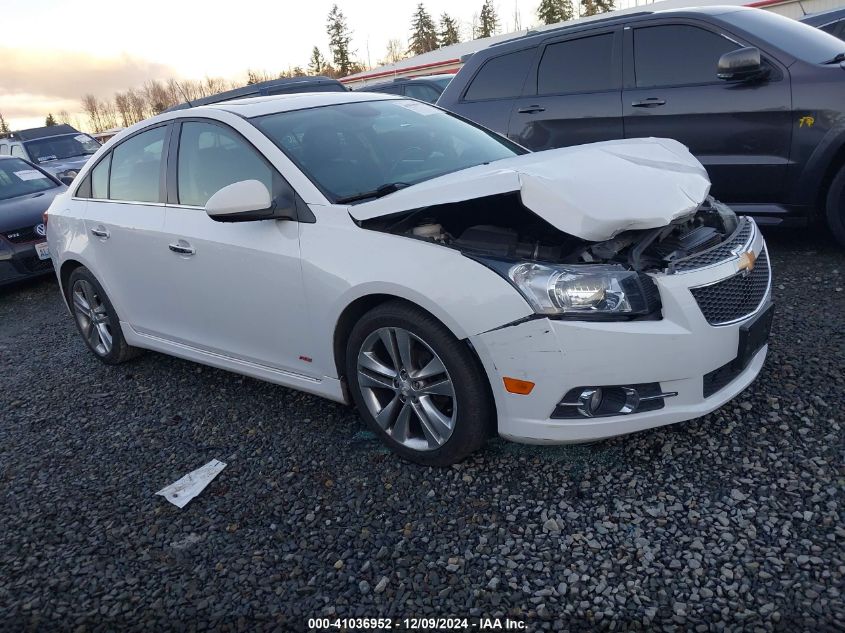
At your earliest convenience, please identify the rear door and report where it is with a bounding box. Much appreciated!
[449,47,538,136]
[80,124,174,336]
[508,28,624,151]
[622,19,792,203]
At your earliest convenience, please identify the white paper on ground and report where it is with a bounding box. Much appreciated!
[155,459,226,508]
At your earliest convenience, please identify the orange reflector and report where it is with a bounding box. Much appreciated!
[503,377,535,395]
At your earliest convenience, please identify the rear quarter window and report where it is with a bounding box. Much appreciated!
[463,48,535,101]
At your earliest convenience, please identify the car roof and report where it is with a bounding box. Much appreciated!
[5,124,81,142]
[476,5,756,55]
[200,90,403,118]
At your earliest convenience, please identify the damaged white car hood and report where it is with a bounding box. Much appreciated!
[349,137,711,242]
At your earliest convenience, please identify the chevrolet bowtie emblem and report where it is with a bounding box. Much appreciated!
[737,250,757,274]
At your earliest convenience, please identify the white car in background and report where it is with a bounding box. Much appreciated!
[45,92,772,466]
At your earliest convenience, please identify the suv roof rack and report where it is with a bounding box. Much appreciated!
[164,76,347,112]
[6,124,80,142]
[488,10,653,47]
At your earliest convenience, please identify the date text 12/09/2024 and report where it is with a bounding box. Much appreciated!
[307,617,527,630]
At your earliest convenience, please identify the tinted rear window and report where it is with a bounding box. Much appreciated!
[464,49,535,101]
[538,33,616,95]
[634,25,738,88]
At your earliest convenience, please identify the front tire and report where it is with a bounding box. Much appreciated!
[345,301,494,466]
[826,165,845,247]
[66,266,141,365]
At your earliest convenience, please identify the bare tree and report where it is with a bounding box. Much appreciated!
[383,39,406,64]
[58,110,71,125]
[81,94,105,133]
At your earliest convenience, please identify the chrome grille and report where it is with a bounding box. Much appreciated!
[671,218,753,273]
[690,246,770,326]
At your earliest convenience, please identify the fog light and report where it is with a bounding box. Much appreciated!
[552,383,677,419]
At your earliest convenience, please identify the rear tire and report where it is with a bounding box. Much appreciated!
[66,266,141,365]
[826,165,845,247]
[345,301,494,466]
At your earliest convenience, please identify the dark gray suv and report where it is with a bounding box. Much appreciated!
[437,7,845,244]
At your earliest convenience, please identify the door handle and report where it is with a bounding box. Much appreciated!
[168,241,196,256]
[517,105,546,114]
[631,98,666,108]
[90,226,110,239]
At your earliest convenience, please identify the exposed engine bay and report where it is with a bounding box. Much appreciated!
[361,192,739,273]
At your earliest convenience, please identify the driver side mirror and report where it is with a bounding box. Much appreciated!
[59,176,75,187]
[205,179,296,223]
[717,47,768,82]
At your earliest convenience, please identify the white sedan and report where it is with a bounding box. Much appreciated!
[46,92,772,466]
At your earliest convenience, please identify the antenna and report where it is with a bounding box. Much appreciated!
[175,81,194,108]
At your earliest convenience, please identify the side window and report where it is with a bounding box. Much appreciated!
[463,48,535,101]
[109,126,166,203]
[92,154,111,199]
[538,33,616,95]
[0,144,8,155]
[11,145,26,158]
[177,121,273,207]
[634,24,739,88]
[404,83,440,103]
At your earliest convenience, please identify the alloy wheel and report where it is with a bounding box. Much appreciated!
[71,279,113,356]
[356,327,457,451]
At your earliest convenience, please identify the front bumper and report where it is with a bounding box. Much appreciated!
[0,240,54,286]
[470,220,771,444]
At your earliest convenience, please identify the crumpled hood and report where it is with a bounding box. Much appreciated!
[349,137,711,241]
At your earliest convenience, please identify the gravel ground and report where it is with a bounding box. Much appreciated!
[0,229,843,632]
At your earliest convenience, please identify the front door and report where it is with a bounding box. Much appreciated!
[508,28,624,151]
[158,119,313,375]
[622,20,792,203]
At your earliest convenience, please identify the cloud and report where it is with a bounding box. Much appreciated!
[0,47,179,101]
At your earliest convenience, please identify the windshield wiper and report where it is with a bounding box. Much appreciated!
[336,182,411,204]
[824,52,845,64]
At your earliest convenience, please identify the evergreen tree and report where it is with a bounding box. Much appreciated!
[0,112,9,135]
[326,4,355,76]
[581,0,614,17]
[537,0,573,25]
[309,46,327,75]
[438,13,461,47]
[477,0,499,38]
[408,4,438,56]
[45,113,57,126]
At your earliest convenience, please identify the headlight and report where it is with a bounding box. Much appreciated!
[479,259,662,318]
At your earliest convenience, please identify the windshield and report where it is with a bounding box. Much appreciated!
[724,8,844,63]
[251,99,524,203]
[429,76,455,89]
[0,158,57,201]
[24,133,100,164]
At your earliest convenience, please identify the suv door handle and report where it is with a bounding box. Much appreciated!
[168,241,196,256]
[517,105,546,114]
[631,98,666,108]
[90,226,110,239]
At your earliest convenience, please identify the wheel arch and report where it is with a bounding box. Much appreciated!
[58,258,85,309]
[332,292,499,436]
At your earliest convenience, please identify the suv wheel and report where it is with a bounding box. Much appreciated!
[826,165,845,247]
[67,266,141,365]
[345,301,494,466]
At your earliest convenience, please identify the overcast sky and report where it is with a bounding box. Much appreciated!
[1,0,641,130]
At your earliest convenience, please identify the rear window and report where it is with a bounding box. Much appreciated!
[463,48,535,101]
[538,33,616,95]
[724,9,844,63]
